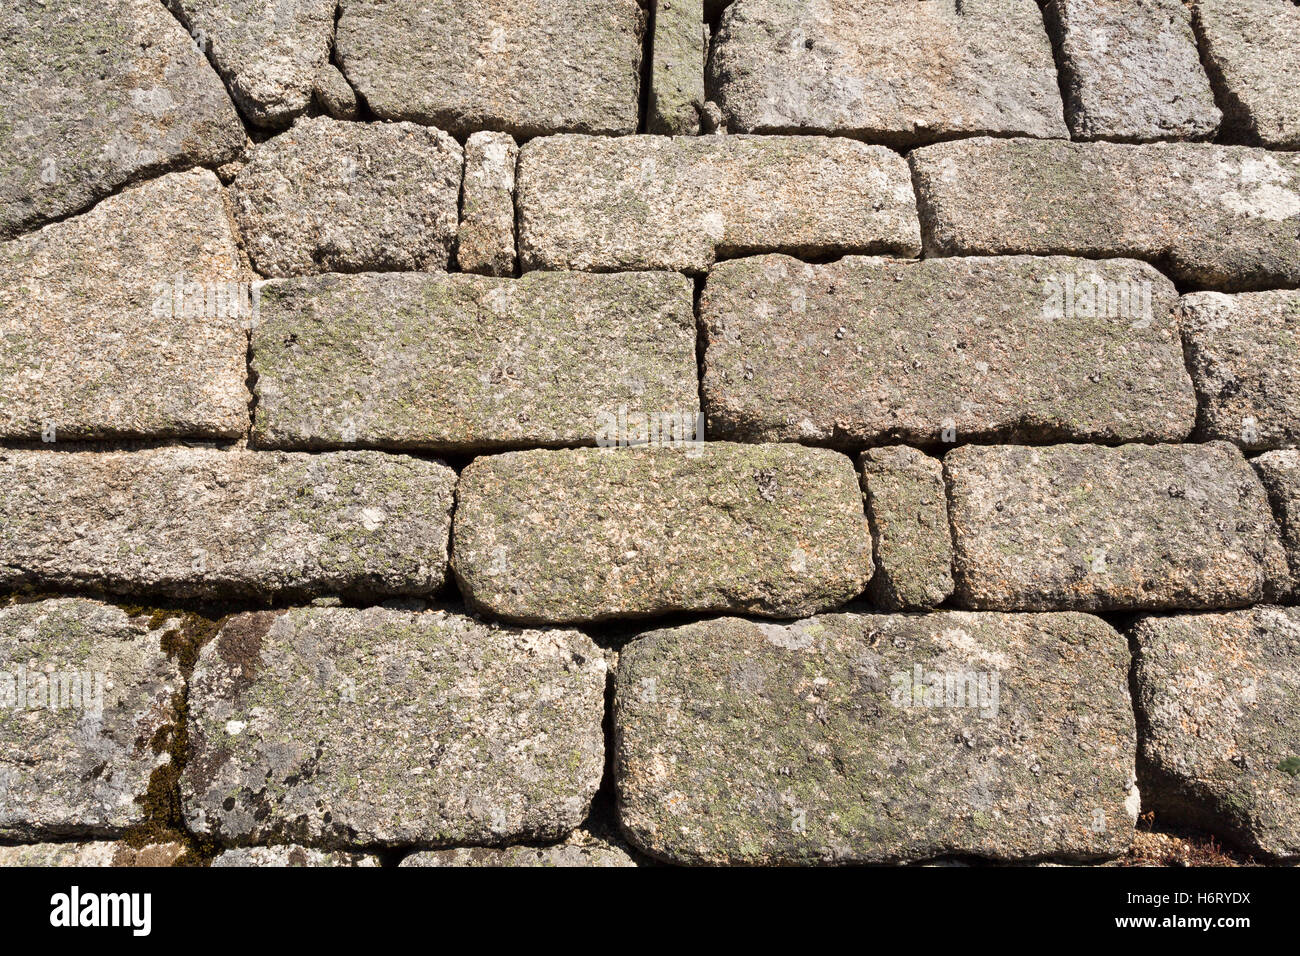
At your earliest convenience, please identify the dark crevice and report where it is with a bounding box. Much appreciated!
[637,1,656,134]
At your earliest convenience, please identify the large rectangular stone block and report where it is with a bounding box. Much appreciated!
[708,0,1066,145]
[251,271,698,453]
[1192,0,1300,149]
[1180,290,1300,451]
[0,169,250,443]
[1044,0,1220,142]
[910,138,1300,291]
[615,612,1136,865]
[701,254,1195,446]
[182,607,607,848]
[452,443,873,623]
[335,0,645,137]
[0,448,455,600]
[1133,607,1300,861]
[0,599,182,840]
[946,442,1289,611]
[518,135,921,273]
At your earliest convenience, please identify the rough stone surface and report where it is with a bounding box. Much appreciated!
[615,612,1137,865]
[1133,607,1300,860]
[233,117,463,277]
[910,138,1300,291]
[453,443,873,624]
[649,0,705,135]
[313,63,361,121]
[701,254,1194,447]
[859,447,954,611]
[165,0,336,127]
[251,271,698,452]
[1255,451,1300,601]
[1045,0,1221,142]
[1180,291,1300,452]
[456,132,519,277]
[708,0,1065,145]
[0,842,185,867]
[0,0,245,239]
[211,846,379,867]
[0,169,250,442]
[519,135,921,273]
[400,831,637,867]
[946,442,1289,612]
[0,448,455,601]
[183,607,606,849]
[0,599,183,840]
[335,0,645,137]
[1192,0,1300,149]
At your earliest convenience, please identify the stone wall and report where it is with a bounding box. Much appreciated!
[1,0,1298,867]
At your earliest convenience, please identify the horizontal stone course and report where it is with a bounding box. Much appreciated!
[518,135,921,273]
[708,0,1066,145]
[0,0,245,238]
[0,448,455,600]
[1180,291,1300,451]
[1133,607,1300,860]
[1045,0,1221,142]
[0,599,182,840]
[182,607,606,848]
[0,842,186,867]
[910,138,1300,291]
[859,446,954,611]
[400,832,636,867]
[1192,0,1300,149]
[335,0,645,137]
[946,442,1289,611]
[615,611,1137,865]
[233,117,464,277]
[1255,451,1300,601]
[251,271,698,453]
[0,169,250,442]
[211,847,379,867]
[701,254,1194,447]
[452,443,873,623]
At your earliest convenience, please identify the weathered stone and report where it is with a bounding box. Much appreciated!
[251,271,697,452]
[456,132,519,277]
[165,0,336,127]
[648,0,705,135]
[0,599,183,840]
[211,846,379,867]
[1133,607,1300,860]
[313,63,361,121]
[335,0,645,137]
[519,135,920,273]
[707,0,1066,145]
[1181,291,1300,451]
[1044,0,1221,142]
[183,607,606,849]
[233,117,463,277]
[1192,0,1300,149]
[946,442,1289,611]
[0,0,244,238]
[615,612,1136,865]
[1255,450,1300,600]
[910,138,1300,291]
[0,842,185,867]
[701,254,1194,446]
[453,443,873,624]
[0,169,250,442]
[400,831,637,867]
[0,448,455,601]
[859,447,954,611]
